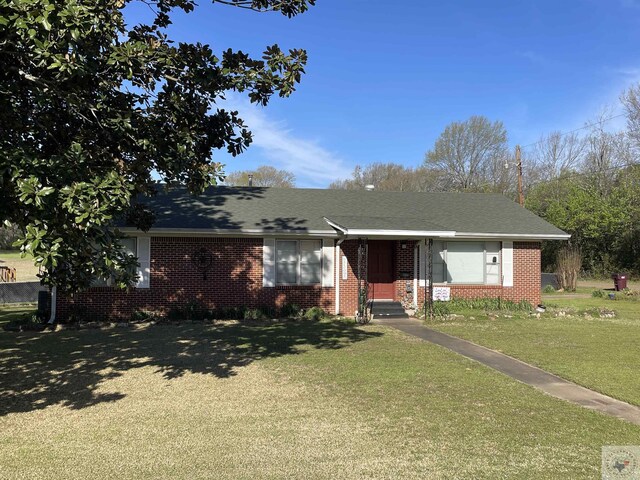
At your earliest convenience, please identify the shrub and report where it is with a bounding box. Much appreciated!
[225,306,246,320]
[592,289,605,298]
[130,309,158,323]
[542,285,557,294]
[244,308,267,321]
[166,305,186,321]
[184,300,208,321]
[556,247,581,292]
[280,303,302,318]
[304,306,326,321]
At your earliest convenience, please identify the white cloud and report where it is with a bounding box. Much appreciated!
[219,94,351,188]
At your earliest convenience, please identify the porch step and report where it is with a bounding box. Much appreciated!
[369,301,409,319]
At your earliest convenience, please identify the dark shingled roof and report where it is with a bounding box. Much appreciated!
[132,186,569,239]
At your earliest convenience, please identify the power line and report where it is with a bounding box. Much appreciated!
[519,112,627,152]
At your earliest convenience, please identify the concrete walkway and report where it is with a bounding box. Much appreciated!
[377,317,640,426]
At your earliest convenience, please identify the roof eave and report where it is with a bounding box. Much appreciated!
[454,232,571,241]
[118,227,339,238]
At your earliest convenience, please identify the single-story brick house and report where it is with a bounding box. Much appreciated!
[56,186,569,320]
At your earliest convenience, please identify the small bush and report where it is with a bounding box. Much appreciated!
[592,289,605,298]
[280,303,302,318]
[166,305,185,321]
[184,300,208,321]
[244,308,267,321]
[304,306,326,321]
[224,306,246,320]
[130,309,158,323]
[542,285,557,294]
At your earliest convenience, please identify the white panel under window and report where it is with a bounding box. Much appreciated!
[447,242,484,284]
[136,237,151,289]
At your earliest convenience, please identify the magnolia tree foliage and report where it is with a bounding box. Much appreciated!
[0,0,314,291]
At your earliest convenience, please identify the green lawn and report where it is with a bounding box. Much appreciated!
[1,316,638,479]
[426,293,640,408]
[0,249,39,282]
[0,303,36,326]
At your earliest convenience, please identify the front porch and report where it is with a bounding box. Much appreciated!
[334,237,539,323]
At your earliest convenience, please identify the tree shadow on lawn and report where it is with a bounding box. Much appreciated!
[0,320,382,416]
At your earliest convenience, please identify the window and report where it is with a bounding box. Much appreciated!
[92,237,138,287]
[446,242,485,284]
[420,241,501,285]
[276,239,322,285]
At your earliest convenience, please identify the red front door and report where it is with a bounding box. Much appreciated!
[368,240,394,300]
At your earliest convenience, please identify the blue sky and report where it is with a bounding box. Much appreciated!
[125,0,640,187]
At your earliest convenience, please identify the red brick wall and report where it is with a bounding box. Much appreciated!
[57,237,334,321]
[337,240,359,316]
[394,240,416,307]
[57,238,541,321]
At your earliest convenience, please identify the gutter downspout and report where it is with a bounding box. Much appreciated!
[47,286,57,325]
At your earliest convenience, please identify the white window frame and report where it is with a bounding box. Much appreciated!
[424,241,502,286]
[275,239,322,286]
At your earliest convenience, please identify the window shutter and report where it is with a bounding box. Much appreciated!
[263,238,275,287]
[136,236,151,289]
[502,241,514,287]
[321,239,334,287]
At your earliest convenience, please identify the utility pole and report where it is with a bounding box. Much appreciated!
[516,145,524,207]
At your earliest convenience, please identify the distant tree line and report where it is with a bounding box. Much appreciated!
[329,88,640,277]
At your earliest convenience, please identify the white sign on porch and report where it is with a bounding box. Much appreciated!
[433,286,451,302]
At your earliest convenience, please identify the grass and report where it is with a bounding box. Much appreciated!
[0,303,36,327]
[426,292,640,408]
[0,249,39,282]
[1,315,639,479]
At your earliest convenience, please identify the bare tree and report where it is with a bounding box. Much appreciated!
[224,166,296,187]
[329,163,445,191]
[582,110,632,195]
[423,116,509,192]
[530,131,586,181]
[622,83,640,154]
